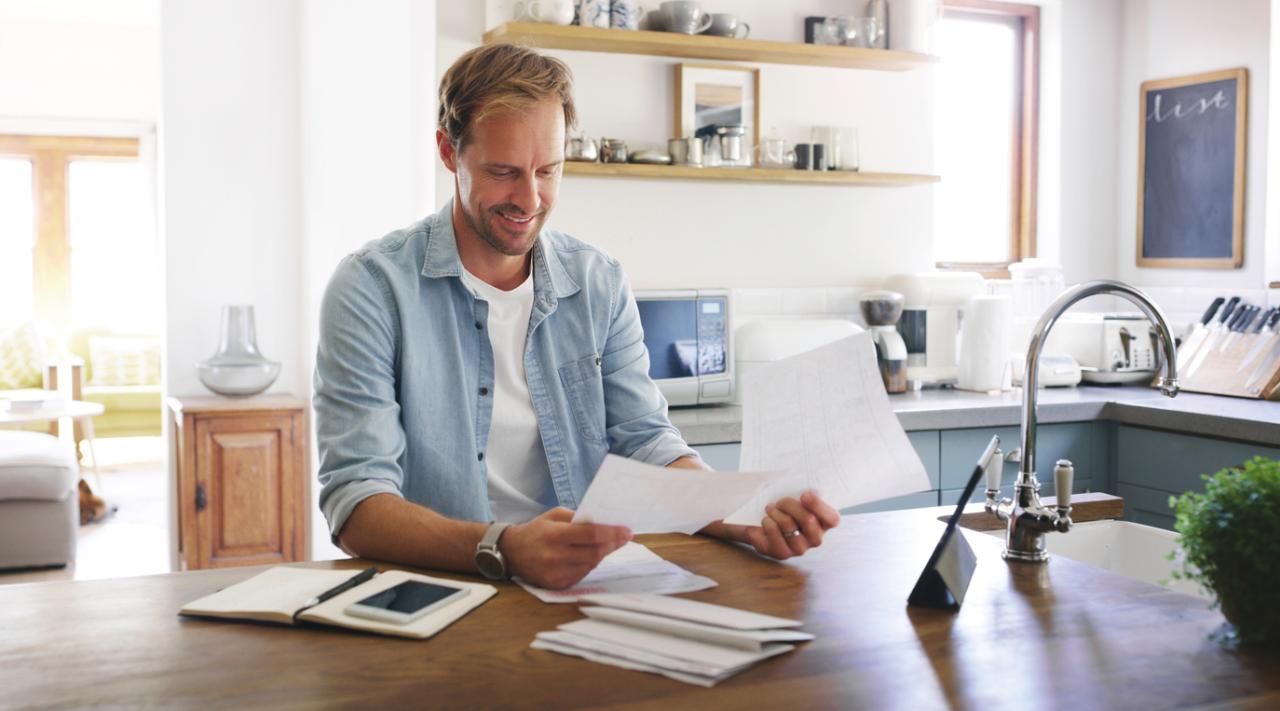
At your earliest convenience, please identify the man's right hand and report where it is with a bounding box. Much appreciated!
[500,507,632,590]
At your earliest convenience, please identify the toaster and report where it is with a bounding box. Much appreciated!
[1044,313,1158,383]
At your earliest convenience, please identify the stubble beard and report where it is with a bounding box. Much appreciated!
[463,202,547,258]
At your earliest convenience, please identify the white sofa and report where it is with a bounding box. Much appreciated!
[0,431,78,570]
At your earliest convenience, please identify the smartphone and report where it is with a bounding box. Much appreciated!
[344,580,470,625]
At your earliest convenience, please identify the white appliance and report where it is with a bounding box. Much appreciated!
[732,319,863,404]
[884,272,986,386]
[1044,313,1159,384]
[634,289,733,407]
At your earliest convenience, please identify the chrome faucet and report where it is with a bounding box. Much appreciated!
[986,280,1180,562]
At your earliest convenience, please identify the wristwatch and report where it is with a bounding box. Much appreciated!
[475,522,513,580]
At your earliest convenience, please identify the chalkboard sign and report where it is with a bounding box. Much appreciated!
[1137,68,1247,268]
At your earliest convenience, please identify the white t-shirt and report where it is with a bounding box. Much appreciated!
[459,266,556,523]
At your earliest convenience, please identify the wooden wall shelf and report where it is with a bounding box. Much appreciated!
[484,22,938,71]
[563,161,939,186]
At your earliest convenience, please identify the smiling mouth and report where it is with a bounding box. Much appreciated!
[495,210,539,230]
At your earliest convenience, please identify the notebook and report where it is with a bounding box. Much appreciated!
[179,566,496,640]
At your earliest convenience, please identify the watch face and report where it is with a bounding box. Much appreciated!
[476,549,505,580]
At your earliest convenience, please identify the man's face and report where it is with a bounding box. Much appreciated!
[441,99,565,258]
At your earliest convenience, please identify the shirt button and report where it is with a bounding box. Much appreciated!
[479,387,489,396]
[477,452,485,461]
[474,321,482,329]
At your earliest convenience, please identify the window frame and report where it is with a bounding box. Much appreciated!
[0,134,140,329]
[934,0,1040,277]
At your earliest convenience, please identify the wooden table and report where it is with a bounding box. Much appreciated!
[2,507,1276,709]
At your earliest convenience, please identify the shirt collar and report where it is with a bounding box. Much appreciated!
[422,199,579,300]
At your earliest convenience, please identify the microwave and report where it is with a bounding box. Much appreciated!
[634,289,733,407]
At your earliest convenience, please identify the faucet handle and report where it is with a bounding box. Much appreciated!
[1054,459,1074,512]
[985,447,1003,494]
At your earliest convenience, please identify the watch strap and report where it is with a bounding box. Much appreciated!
[479,521,512,552]
[476,522,513,580]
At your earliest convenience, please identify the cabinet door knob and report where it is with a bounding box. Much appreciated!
[196,483,208,512]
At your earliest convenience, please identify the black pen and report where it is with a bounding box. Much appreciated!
[302,567,378,609]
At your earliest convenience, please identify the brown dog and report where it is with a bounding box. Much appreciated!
[78,479,110,525]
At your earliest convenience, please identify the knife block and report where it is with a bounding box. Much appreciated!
[1172,332,1280,400]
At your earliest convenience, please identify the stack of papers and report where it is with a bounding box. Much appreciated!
[530,593,814,687]
[516,542,715,603]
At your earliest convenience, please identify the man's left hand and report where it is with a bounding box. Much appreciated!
[706,491,840,560]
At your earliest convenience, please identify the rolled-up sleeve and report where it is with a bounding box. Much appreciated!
[600,269,702,467]
[313,255,407,539]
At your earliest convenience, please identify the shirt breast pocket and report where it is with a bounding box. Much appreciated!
[558,352,607,443]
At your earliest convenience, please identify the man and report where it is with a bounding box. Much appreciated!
[315,44,839,591]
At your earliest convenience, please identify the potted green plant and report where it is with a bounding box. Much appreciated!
[1170,456,1280,647]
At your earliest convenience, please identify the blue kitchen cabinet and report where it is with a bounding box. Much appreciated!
[939,422,1096,490]
[691,442,742,471]
[1115,425,1280,530]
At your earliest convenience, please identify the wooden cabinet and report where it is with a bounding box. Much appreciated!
[169,395,308,571]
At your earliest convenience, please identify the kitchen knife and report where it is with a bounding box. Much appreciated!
[1218,304,1259,353]
[1244,334,1280,390]
[1186,300,1246,377]
[1181,296,1239,373]
[1176,296,1226,369]
[1237,308,1280,372]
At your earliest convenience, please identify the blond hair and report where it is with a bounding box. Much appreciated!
[437,43,577,150]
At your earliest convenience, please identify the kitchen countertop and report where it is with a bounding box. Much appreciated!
[670,385,1280,447]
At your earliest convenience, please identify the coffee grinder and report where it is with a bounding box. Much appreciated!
[860,290,908,393]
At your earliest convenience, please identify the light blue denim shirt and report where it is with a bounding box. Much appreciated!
[314,201,699,537]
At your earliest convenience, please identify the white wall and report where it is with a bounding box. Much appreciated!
[161,0,304,397]
[299,0,437,559]
[161,0,437,560]
[1115,0,1271,295]
[0,7,158,122]
[437,1,937,289]
[1047,0,1123,287]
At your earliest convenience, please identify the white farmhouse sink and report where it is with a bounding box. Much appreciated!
[984,519,1209,599]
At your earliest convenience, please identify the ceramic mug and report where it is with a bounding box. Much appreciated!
[611,0,643,29]
[704,13,749,38]
[578,0,611,28]
[659,1,712,34]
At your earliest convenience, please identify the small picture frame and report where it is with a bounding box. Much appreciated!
[673,63,761,146]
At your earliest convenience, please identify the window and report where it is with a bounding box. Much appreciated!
[0,135,156,333]
[933,0,1039,275]
[0,158,35,323]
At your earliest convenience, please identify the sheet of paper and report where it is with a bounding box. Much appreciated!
[724,333,932,526]
[579,606,814,651]
[515,542,716,603]
[578,592,802,630]
[531,634,721,687]
[572,454,782,534]
[557,618,792,671]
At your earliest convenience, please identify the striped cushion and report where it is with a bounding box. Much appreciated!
[0,322,45,390]
[88,335,161,387]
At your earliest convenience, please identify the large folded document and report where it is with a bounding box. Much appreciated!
[572,454,782,534]
[725,333,932,525]
[515,542,716,603]
[530,593,814,687]
[179,566,495,640]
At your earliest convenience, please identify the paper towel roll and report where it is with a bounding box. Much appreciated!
[957,295,1011,392]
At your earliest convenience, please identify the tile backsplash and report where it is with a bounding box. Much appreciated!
[731,283,1277,336]
[733,287,869,326]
